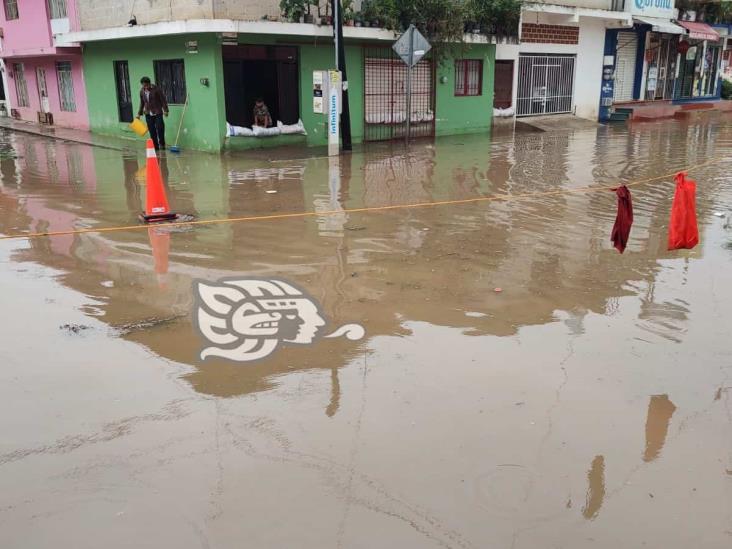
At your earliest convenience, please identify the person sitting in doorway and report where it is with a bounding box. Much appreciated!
[136,76,169,151]
[253,98,272,128]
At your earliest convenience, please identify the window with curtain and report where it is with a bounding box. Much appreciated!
[454,59,483,97]
[4,0,19,20]
[153,59,187,104]
[12,63,28,107]
[56,61,76,112]
[48,0,67,19]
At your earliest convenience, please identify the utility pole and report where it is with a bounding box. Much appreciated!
[405,25,414,146]
[332,0,352,151]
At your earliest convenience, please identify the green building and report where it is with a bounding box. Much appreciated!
[59,23,495,152]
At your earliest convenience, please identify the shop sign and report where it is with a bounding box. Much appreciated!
[628,0,675,19]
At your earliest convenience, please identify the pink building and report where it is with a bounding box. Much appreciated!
[0,0,88,129]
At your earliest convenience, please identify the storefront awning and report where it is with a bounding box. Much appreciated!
[634,16,685,35]
[679,21,720,41]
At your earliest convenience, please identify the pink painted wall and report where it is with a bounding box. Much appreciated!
[6,56,89,129]
[0,1,55,56]
[1,1,88,129]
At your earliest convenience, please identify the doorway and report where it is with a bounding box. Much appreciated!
[494,60,514,109]
[614,32,638,102]
[517,54,575,116]
[223,45,299,128]
[36,67,50,113]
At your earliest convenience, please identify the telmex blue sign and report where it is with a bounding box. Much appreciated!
[629,0,675,18]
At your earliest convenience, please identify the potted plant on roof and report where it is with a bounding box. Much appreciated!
[343,0,355,26]
[280,0,308,23]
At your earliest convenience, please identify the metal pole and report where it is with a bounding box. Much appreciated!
[332,0,352,151]
[334,0,339,68]
[405,26,413,146]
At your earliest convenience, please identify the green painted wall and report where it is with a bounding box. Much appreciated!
[83,34,226,152]
[83,32,494,152]
[435,44,495,136]
[298,44,365,146]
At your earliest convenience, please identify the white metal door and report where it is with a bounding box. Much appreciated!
[36,67,50,113]
[516,54,575,116]
[614,32,637,102]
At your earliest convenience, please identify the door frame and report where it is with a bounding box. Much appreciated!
[494,59,514,109]
[36,67,50,113]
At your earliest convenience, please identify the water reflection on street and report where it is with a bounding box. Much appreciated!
[0,116,731,548]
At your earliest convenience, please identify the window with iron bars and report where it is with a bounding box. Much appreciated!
[4,0,19,20]
[48,0,67,19]
[12,63,28,107]
[154,59,187,104]
[454,59,483,96]
[56,61,76,112]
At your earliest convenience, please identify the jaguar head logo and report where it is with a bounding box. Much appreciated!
[194,278,364,362]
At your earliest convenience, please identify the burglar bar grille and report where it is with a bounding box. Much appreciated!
[516,54,575,116]
[363,46,435,142]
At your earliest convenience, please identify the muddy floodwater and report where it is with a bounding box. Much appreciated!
[1,117,731,548]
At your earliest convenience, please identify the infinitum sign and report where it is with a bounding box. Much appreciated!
[327,70,341,157]
[628,0,675,19]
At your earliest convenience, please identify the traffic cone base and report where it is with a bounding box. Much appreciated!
[141,138,176,224]
[139,211,178,223]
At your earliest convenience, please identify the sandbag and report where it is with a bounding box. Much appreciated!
[667,171,699,250]
[277,119,307,135]
[226,122,254,137]
[252,125,281,137]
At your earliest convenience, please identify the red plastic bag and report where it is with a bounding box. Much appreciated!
[611,185,633,254]
[667,171,699,251]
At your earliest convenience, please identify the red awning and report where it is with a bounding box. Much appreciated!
[679,21,720,42]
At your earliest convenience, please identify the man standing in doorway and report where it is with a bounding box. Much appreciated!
[137,76,169,151]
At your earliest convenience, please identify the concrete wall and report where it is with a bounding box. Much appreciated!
[574,19,606,120]
[76,0,359,30]
[78,0,214,30]
[212,0,280,20]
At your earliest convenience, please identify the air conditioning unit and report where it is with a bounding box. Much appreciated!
[37,111,53,125]
[10,108,20,119]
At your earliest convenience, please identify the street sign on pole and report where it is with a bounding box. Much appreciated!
[392,24,431,68]
[392,25,431,145]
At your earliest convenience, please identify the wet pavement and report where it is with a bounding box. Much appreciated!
[1,116,731,548]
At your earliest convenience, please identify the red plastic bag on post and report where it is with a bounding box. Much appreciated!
[667,171,699,251]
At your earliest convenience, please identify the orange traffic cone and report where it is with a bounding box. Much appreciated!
[140,138,177,223]
[148,226,171,290]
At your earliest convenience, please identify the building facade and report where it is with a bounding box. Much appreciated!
[56,1,497,152]
[494,1,633,121]
[0,0,89,129]
[599,1,724,121]
[493,1,726,124]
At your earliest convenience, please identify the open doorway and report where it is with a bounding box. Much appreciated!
[223,45,299,128]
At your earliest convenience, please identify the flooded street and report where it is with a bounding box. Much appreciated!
[1,117,731,548]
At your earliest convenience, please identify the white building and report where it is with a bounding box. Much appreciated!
[495,1,725,123]
[495,1,632,121]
